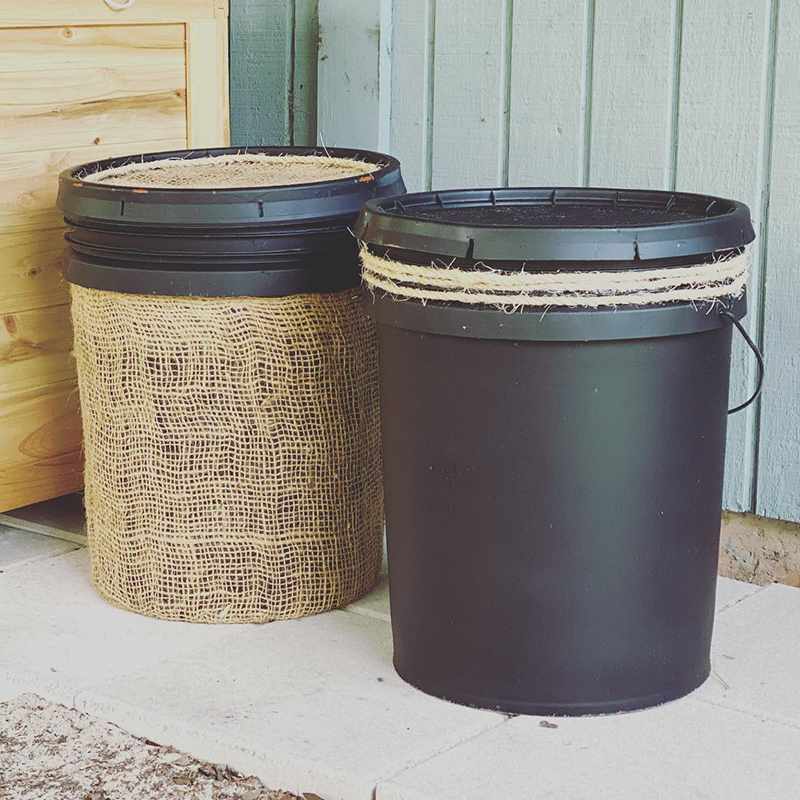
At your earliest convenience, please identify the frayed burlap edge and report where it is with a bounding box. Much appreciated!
[361,248,750,310]
[85,153,380,188]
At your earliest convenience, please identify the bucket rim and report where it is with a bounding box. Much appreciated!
[355,186,755,265]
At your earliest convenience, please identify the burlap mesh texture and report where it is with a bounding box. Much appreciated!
[85,153,380,189]
[70,285,384,623]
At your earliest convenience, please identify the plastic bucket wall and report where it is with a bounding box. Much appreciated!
[356,187,757,715]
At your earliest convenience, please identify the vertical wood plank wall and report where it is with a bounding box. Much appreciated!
[230,0,800,523]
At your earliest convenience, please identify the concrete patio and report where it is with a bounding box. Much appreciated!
[1,507,799,800]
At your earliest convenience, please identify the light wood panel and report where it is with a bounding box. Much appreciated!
[675,0,772,512]
[0,303,74,395]
[0,24,185,71]
[0,65,186,154]
[1,7,228,511]
[0,0,220,26]
[757,0,800,521]
[0,380,83,511]
[507,0,586,186]
[1,227,68,315]
[187,20,231,148]
[0,139,188,233]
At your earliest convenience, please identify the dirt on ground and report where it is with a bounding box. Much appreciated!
[0,694,303,800]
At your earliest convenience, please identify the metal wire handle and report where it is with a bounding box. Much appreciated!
[104,0,135,9]
[720,309,765,415]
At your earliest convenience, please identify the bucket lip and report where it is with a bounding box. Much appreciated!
[58,146,403,229]
[367,291,747,342]
[355,186,755,265]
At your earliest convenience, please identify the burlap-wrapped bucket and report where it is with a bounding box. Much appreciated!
[58,148,404,622]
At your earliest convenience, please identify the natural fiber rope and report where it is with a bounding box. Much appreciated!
[85,153,381,189]
[361,248,749,309]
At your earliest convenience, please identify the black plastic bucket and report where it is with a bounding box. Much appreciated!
[355,188,763,715]
[55,147,406,623]
[58,146,404,296]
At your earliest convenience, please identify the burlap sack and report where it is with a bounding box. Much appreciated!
[70,285,383,623]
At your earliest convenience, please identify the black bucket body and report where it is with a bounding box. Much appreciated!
[356,187,757,715]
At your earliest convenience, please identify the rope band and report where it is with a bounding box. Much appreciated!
[361,248,749,309]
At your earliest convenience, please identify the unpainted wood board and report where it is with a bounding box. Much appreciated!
[229,0,291,146]
[0,303,74,395]
[0,138,187,234]
[675,0,770,512]
[589,0,673,188]
[293,0,320,146]
[0,0,219,26]
[756,0,800,522]
[430,0,507,189]
[507,0,585,186]
[390,0,429,192]
[0,65,187,154]
[0,380,83,514]
[186,19,231,148]
[0,24,186,71]
[0,227,69,315]
[317,0,383,150]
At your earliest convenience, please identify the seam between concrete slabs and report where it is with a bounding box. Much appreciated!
[715,582,767,615]
[372,715,512,798]
[687,695,800,733]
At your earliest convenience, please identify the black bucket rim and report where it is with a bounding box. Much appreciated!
[355,186,755,265]
[59,146,403,229]
[58,146,405,297]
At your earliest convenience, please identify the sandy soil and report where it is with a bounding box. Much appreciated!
[0,694,303,800]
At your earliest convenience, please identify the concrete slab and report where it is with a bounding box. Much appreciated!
[77,610,503,800]
[0,549,241,705]
[714,575,762,612]
[699,583,800,727]
[345,572,391,621]
[378,699,800,800]
[0,525,79,570]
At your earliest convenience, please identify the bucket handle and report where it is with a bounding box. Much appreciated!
[720,309,765,415]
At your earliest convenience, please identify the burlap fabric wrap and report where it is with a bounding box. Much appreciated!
[70,155,384,623]
[360,248,750,309]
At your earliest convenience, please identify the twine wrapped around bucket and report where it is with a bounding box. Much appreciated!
[360,248,750,309]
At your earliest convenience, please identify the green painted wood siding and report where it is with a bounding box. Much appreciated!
[230,0,800,523]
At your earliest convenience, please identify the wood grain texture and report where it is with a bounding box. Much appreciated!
[0,65,186,154]
[430,0,506,189]
[589,0,673,188]
[756,0,800,521]
[0,303,74,395]
[317,0,384,150]
[389,0,430,191]
[1,227,68,315]
[508,0,585,185]
[675,0,770,512]
[0,139,187,233]
[0,24,185,71]
[0,0,219,26]
[0,380,83,514]
[186,19,231,148]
